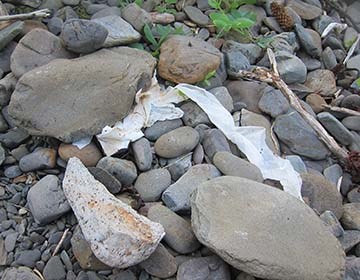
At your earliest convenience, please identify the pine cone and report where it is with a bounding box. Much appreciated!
[270,1,294,31]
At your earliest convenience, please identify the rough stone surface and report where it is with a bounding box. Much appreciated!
[191,176,345,280]
[295,24,322,58]
[304,69,337,97]
[58,142,102,167]
[121,3,151,32]
[274,111,330,160]
[61,19,108,53]
[9,47,156,142]
[1,267,41,280]
[19,148,56,172]
[139,243,177,278]
[301,173,343,219]
[286,0,322,20]
[43,256,66,280]
[258,86,290,118]
[341,203,360,230]
[162,164,221,212]
[158,35,222,84]
[147,204,200,254]
[63,157,165,268]
[276,51,307,84]
[213,151,263,182]
[154,126,200,159]
[10,28,74,78]
[96,156,137,186]
[27,175,70,225]
[92,15,141,47]
[134,169,171,202]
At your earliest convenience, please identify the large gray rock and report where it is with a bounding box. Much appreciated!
[27,175,70,225]
[63,157,165,268]
[162,164,221,212]
[8,47,156,142]
[10,28,74,78]
[274,111,330,160]
[191,176,345,280]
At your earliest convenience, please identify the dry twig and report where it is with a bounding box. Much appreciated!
[322,105,360,117]
[233,48,349,162]
[0,8,51,22]
[52,228,69,256]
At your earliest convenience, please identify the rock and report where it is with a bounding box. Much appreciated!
[10,28,74,78]
[301,173,343,219]
[4,232,17,252]
[162,164,221,212]
[61,19,108,53]
[342,116,360,132]
[258,86,290,118]
[225,80,266,113]
[47,17,63,35]
[158,35,222,84]
[91,7,121,19]
[268,32,299,54]
[88,167,122,194]
[71,226,110,270]
[183,6,209,26]
[213,151,263,182]
[180,101,211,127]
[0,21,24,51]
[131,137,152,171]
[0,42,17,73]
[27,175,70,224]
[222,41,262,65]
[19,148,56,172]
[305,93,326,113]
[348,187,360,203]
[1,267,41,280]
[166,153,192,181]
[154,126,200,159]
[295,24,322,58]
[0,237,6,265]
[191,176,345,280]
[304,69,337,97]
[59,142,102,167]
[223,44,250,74]
[297,51,321,71]
[4,165,22,178]
[92,15,141,47]
[9,47,156,142]
[345,257,360,280]
[147,204,200,254]
[274,111,330,160]
[275,51,307,84]
[0,128,29,149]
[43,256,66,280]
[286,0,322,20]
[15,249,41,267]
[134,169,171,202]
[144,119,183,141]
[347,54,360,72]
[209,86,234,112]
[139,243,177,278]
[202,128,231,160]
[177,255,231,280]
[241,109,278,154]
[341,95,360,111]
[63,157,165,268]
[323,164,343,186]
[341,203,360,230]
[263,17,283,33]
[320,211,344,238]
[121,3,151,32]
[318,112,354,146]
[338,230,360,253]
[285,155,307,173]
[96,156,137,186]
[322,47,337,70]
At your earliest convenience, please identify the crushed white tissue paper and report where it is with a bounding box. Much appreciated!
[72,136,92,149]
[94,77,303,201]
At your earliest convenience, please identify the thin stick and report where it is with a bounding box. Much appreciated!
[33,268,45,280]
[233,49,349,162]
[0,8,51,21]
[52,228,69,256]
[322,105,360,116]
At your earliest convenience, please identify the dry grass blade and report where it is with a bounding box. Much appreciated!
[52,228,69,256]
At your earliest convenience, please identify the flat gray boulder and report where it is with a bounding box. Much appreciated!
[8,47,156,142]
[191,176,345,280]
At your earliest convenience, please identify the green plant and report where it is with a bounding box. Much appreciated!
[198,70,217,87]
[155,0,177,14]
[208,0,256,13]
[143,23,184,57]
[118,0,143,8]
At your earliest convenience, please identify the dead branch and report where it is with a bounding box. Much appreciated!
[322,105,360,117]
[52,228,69,256]
[233,48,349,162]
[0,8,51,22]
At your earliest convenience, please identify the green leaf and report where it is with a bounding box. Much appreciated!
[165,0,177,4]
[356,77,360,87]
[134,0,143,6]
[143,24,158,47]
[129,42,145,50]
[208,0,221,9]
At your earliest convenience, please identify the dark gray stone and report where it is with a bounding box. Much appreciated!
[181,101,211,127]
[345,257,360,280]
[4,232,17,252]
[144,119,183,141]
[183,6,209,26]
[320,211,344,238]
[294,23,322,58]
[61,19,108,54]
[4,165,22,179]
[27,175,70,225]
[258,86,290,118]
[276,51,307,84]
[88,167,122,194]
[322,47,337,70]
[43,256,66,280]
[0,128,29,149]
[19,148,56,172]
[0,21,24,51]
[202,128,231,160]
[47,17,63,35]
[121,3,151,32]
[342,116,360,132]
[1,266,41,280]
[15,249,41,267]
[338,230,360,253]
[131,137,152,171]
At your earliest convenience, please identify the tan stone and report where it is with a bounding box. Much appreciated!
[158,35,222,84]
[305,93,326,113]
[58,142,102,167]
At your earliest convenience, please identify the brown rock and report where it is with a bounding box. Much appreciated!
[306,93,326,113]
[304,70,337,97]
[158,35,222,84]
[58,142,102,167]
[301,173,343,219]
